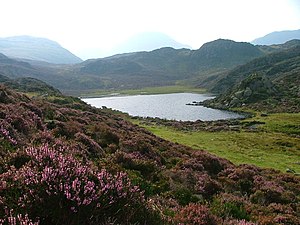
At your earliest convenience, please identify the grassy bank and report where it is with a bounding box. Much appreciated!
[79,85,206,97]
[136,113,300,173]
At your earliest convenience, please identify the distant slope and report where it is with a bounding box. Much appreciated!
[0,36,82,64]
[257,39,300,54]
[252,29,300,45]
[0,52,76,92]
[205,45,300,112]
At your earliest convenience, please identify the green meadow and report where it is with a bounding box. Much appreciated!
[137,112,300,173]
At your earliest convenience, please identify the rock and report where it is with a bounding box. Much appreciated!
[229,97,241,107]
[234,90,244,99]
[244,87,252,97]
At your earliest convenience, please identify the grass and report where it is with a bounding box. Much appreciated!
[136,113,300,173]
[79,85,206,97]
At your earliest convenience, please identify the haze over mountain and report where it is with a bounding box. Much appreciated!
[252,29,300,45]
[78,32,191,59]
[0,36,82,64]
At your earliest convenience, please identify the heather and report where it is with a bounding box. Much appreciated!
[0,85,300,224]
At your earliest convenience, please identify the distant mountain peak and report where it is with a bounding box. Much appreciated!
[114,32,191,53]
[0,36,82,64]
[82,32,192,59]
[252,29,300,45]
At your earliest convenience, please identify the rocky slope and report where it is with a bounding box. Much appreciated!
[205,43,300,112]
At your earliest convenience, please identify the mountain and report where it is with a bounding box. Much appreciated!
[252,29,300,45]
[189,39,263,71]
[0,36,82,64]
[75,39,263,91]
[78,32,191,59]
[0,85,299,224]
[111,32,191,54]
[205,44,300,112]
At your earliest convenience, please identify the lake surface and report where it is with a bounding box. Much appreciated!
[82,93,243,121]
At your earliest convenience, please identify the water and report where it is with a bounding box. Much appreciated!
[82,93,243,121]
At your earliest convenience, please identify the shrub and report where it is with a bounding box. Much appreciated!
[173,188,200,206]
[251,175,285,205]
[195,173,222,198]
[223,219,257,225]
[75,132,104,157]
[174,203,219,225]
[211,193,250,221]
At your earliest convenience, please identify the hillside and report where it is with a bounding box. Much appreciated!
[0,74,61,95]
[0,85,299,224]
[74,39,263,91]
[0,52,75,90]
[0,36,82,64]
[252,29,300,45]
[205,45,300,112]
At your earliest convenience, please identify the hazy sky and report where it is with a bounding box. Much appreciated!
[1,0,300,58]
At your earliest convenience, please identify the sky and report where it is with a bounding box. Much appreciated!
[1,0,300,59]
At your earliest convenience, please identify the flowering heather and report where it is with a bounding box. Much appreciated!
[224,219,257,225]
[175,203,219,225]
[1,144,145,224]
[0,211,39,225]
[0,125,17,146]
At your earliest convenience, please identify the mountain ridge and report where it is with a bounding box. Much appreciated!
[0,38,297,96]
[74,39,263,92]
